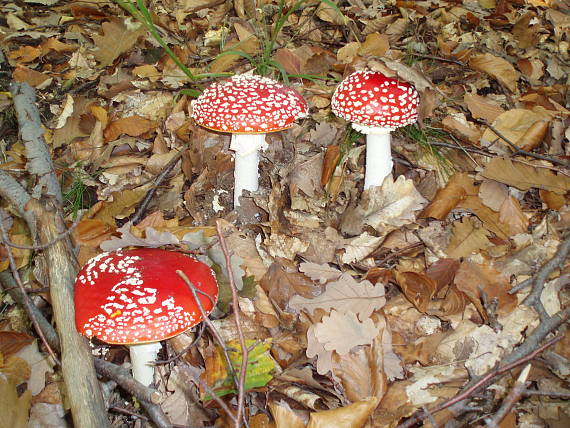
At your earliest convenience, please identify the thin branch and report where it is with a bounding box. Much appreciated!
[522,234,570,308]
[485,364,531,427]
[176,270,239,425]
[216,220,249,428]
[1,213,82,250]
[395,336,562,428]
[0,210,61,366]
[484,122,569,168]
[131,148,187,225]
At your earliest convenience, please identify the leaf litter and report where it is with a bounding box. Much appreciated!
[1,0,570,427]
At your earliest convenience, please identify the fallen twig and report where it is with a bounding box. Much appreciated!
[216,220,249,428]
[395,337,561,428]
[485,364,531,428]
[131,148,187,225]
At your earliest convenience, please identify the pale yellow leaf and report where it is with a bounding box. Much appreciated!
[290,272,385,319]
[446,217,491,258]
[314,310,379,356]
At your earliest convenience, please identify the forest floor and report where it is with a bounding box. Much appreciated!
[0,0,569,427]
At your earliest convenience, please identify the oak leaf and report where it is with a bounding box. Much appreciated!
[313,310,379,355]
[290,272,385,319]
[299,262,342,284]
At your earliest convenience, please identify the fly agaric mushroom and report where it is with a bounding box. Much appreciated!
[191,74,308,207]
[74,248,218,386]
[331,70,419,189]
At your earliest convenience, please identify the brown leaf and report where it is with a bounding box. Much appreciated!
[513,12,539,49]
[103,115,157,142]
[0,376,31,428]
[446,217,492,258]
[321,145,340,186]
[457,195,510,240]
[499,196,529,236]
[454,261,517,319]
[518,120,549,151]
[464,93,505,123]
[441,114,482,145]
[358,33,389,57]
[91,189,147,225]
[469,53,519,93]
[8,45,41,63]
[481,157,570,195]
[539,189,566,210]
[478,180,508,211]
[273,48,302,75]
[481,109,552,151]
[0,332,34,358]
[91,19,145,67]
[307,398,379,428]
[426,259,460,291]
[12,65,52,87]
[420,180,466,220]
[260,258,322,309]
[394,271,438,313]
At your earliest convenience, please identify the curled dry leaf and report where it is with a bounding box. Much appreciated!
[341,175,427,236]
[481,109,552,152]
[420,180,466,219]
[103,115,157,142]
[464,93,505,123]
[454,261,517,320]
[469,53,519,93]
[290,272,386,320]
[394,271,438,313]
[306,397,378,428]
[260,258,323,309]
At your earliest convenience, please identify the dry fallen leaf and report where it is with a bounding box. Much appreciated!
[469,53,519,93]
[481,157,570,194]
[446,216,491,258]
[454,261,518,319]
[290,272,385,319]
[91,19,145,67]
[341,175,427,235]
[314,310,379,356]
[306,397,378,428]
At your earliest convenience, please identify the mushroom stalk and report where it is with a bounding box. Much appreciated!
[230,134,268,207]
[129,342,162,386]
[362,128,393,189]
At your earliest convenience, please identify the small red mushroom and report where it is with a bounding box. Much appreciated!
[74,248,218,386]
[192,74,308,207]
[331,70,419,189]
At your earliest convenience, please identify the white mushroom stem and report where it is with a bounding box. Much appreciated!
[353,124,393,190]
[129,342,162,386]
[230,133,268,207]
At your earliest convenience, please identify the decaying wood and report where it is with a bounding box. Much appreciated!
[27,198,110,428]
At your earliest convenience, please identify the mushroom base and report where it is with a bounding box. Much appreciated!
[363,131,393,190]
[129,342,162,386]
[230,133,268,207]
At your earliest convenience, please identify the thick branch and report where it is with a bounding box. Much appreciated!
[26,198,109,428]
[10,82,62,202]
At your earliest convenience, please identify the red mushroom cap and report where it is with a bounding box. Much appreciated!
[191,74,308,134]
[331,70,419,130]
[74,249,218,345]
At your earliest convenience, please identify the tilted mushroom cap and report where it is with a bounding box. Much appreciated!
[331,70,419,130]
[191,74,308,134]
[74,249,218,344]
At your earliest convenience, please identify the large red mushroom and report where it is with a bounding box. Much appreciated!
[331,70,419,189]
[74,248,218,386]
[192,74,308,207]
